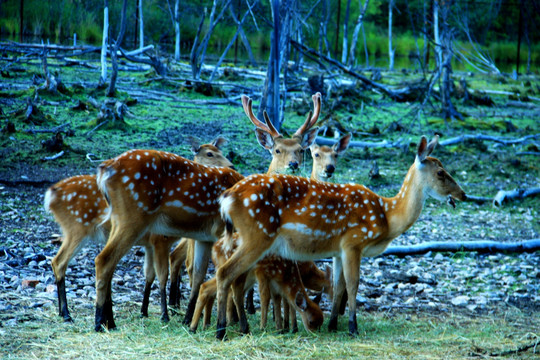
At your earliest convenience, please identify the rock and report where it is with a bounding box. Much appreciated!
[451,295,470,306]
[46,284,57,293]
[22,279,40,289]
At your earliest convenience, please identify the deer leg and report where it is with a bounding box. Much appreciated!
[231,272,250,335]
[95,224,145,332]
[257,274,271,330]
[189,277,216,332]
[329,256,346,332]
[140,244,155,318]
[169,239,188,307]
[152,237,172,323]
[183,240,212,325]
[342,249,361,336]
[51,233,86,322]
[245,288,256,314]
[216,240,270,340]
[272,292,284,332]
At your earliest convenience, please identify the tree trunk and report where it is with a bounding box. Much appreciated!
[348,0,369,68]
[138,0,144,49]
[334,0,341,59]
[107,0,128,97]
[174,0,180,61]
[319,0,332,57]
[341,0,351,64]
[433,0,442,68]
[19,0,24,43]
[439,0,460,121]
[388,0,395,71]
[100,0,109,85]
[228,1,257,67]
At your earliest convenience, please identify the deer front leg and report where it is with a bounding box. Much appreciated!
[140,244,155,318]
[189,277,216,332]
[169,239,188,307]
[328,256,346,332]
[342,248,361,336]
[152,236,173,323]
[183,240,212,325]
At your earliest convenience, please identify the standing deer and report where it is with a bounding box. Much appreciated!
[167,93,323,311]
[215,135,466,339]
[44,136,233,323]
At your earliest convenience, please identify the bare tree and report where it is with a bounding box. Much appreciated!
[228,0,257,67]
[99,0,109,86]
[190,0,232,79]
[341,0,352,64]
[138,0,144,49]
[175,0,180,61]
[347,0,369,68]
[433,0,442,68]
[438,0,460,121]
[107,0,128,97]
[319,0,332,57]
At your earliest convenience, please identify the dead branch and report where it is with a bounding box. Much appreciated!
[41,150,65,161]
[24,122,70,134]
[315,136,405,149]
[290,40,405,101]
[471,339,539,358]
[439,133,540,147]
[382,239,540,257]
[493,187,540,207]
[463,195,492,205]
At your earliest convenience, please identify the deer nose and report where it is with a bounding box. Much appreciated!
[326,165,335,174]
[289,161,299,170]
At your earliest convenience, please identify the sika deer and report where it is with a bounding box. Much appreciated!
[44,136,233,323]
[168,93,323,310]
[215,136,466,339]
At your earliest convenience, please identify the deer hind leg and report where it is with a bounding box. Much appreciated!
[168,239,188,307]
[272,292,284,332]
[183,240,212,325]
[215,239,271,340]
[51,231,87,322]
[342,248,361,336]
[257,273,271,330]
[94,223,147,332]
[152,235,173,322]
[231,272,250,335]
[328,256,347,332]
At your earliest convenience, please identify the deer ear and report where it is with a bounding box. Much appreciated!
[295,292,308,311]
[425,135,439,156]
[300,127,320,149]
[189,137,201,155]
[416,136,429,162]
[333,133,352,154]
[254,129,275,150]
[212,136,228,149]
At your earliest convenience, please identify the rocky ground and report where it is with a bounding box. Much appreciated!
[1,180,538,329]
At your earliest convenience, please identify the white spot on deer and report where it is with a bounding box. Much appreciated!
[370,215,376,221]
[249,209,255,217]
[368,231,373,238]
[122,176,130,183]
[361,227,367,233]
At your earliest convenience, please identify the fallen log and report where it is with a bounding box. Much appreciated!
[381,239,540,257]
[315,136,404,149]
[493,187,540,207]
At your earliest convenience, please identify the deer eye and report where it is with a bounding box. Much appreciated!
[437,170,444,177]
[275,149,281,154]
[314,153,320,158]
[207,152,214,157]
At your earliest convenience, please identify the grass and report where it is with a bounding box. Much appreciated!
[0,303,537,360]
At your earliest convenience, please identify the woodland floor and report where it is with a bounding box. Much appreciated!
[0,54,539,359]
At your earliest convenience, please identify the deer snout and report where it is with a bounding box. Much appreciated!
[325,164,335,175]
[289,161,299,170]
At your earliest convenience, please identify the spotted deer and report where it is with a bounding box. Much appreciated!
[215,136,467,339]
[188,233,324,334]
[167,93,323,310]
[44,136,233,324]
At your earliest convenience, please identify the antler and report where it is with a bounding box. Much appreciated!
[293,92,322,137]
[241,95,280,138]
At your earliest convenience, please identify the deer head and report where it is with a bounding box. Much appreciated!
[189,135,234,169]
[310,133,352,180]
[241,93,321,174]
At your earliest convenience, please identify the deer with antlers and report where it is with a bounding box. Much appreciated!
[44,136,233,324]
[168,93,324,312]
[214,135,466,339]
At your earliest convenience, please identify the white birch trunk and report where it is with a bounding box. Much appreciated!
[433,0,442,68]
[174,0,180,61]
[100,0,109,84]
[388,0,394,71]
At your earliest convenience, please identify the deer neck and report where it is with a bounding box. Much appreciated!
[383,161,428,240]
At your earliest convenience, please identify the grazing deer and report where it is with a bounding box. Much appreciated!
[188,233,324,334]
[168,93,323,310]
[44,136,233,323]
[215,135,466,339]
